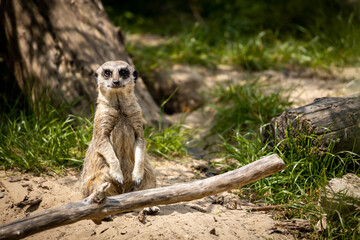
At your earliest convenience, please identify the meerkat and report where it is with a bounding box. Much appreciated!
[80,60,157,204]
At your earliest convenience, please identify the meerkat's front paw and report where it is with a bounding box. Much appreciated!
[132,171,143,187]
[109,170,124,186]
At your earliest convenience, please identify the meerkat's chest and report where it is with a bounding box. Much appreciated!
[110,116,136,152]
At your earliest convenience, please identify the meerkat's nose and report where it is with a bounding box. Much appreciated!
[113,79,120,85]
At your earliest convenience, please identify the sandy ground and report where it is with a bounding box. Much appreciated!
[0,157,304,240]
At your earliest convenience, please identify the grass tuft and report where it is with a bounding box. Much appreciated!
[0,95,92,173]
[145,123,193,159]
[218,126,360,238]
[105,0,360,72]
[209,79,292,138]
[0,93,194,171]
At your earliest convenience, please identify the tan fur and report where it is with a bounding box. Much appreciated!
[80,60,156,198]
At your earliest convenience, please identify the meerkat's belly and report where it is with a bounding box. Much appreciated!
[110,118,136,182]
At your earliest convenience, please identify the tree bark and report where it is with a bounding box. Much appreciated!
[0,0,161,124]
[0,154,285,240]
[262,96,360,154]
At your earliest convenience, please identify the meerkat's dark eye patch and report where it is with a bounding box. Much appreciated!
[133,70,138,83]
[119,68,130,78]
[103,69,112,78]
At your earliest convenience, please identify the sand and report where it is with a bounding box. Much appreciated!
[0,158,297,239]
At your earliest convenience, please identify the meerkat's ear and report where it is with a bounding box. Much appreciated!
[94,72,99,85]
[133,70,138,84]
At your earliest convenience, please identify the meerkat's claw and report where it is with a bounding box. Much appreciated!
[132,170,143,187]
[133,176,143,188]
[110,171,125,186]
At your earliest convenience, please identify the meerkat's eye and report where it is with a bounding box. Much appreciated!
[119,68,130,78]
[103,69,112,78]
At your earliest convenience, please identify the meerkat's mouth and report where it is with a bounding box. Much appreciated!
[107,84,125,89]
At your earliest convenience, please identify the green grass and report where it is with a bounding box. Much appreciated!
[0,93,194,172]
[216,123,360,238]
[0,97,92,173]
[145,123,193,159]
[222,129,359,203]
[322,210,360,239]
[105,0,360,73]
[209,79,292,138]
[144,89,194,159]
[125,27,357,77]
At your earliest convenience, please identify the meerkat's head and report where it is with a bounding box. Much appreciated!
[95,60,138,96]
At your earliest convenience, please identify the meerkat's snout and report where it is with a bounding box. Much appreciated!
[112,79,120,86]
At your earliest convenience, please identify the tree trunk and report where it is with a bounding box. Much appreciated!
[0,154,286,240]
[262,96,360,154]
[0,0,161,124]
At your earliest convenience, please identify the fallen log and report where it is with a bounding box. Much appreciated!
[262,96,360,154]
[0,154,285,240]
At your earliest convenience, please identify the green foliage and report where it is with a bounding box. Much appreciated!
[0,92,193,171]
[321,209,360,239]
[223,129,359,203]
[145,123,193,159]
[104,0,360,72]
[219,127,360,238]
[209,80,292,138]
[0,96,92,173]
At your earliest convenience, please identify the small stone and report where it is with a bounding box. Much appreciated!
[0,193,5,199]
[39,184,50,190]
[209,228,218,236]
[9,176,22,182]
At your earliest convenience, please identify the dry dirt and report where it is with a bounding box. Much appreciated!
[0,158,300,240]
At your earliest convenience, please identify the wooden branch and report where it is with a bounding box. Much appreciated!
[16,196,42,208]
[0,154,286,240]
